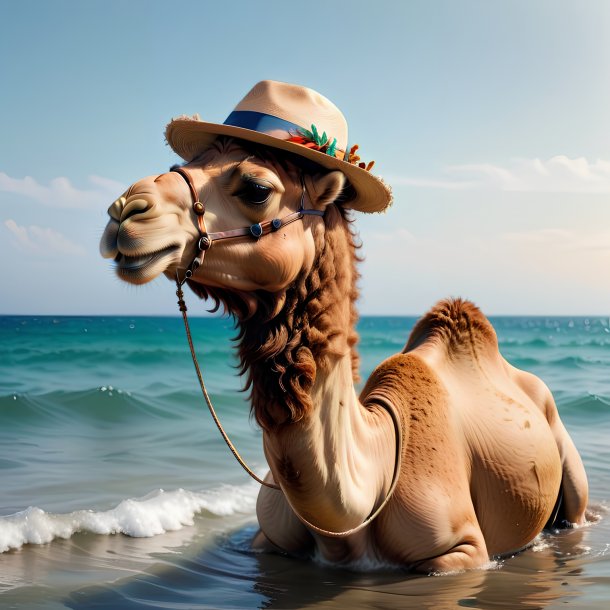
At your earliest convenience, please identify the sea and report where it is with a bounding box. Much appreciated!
[1,313,609,609]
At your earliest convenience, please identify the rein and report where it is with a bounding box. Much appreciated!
[175,280,279,489]
[172,166,402,537]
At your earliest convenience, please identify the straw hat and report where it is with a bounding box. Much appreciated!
[165,80,392,213]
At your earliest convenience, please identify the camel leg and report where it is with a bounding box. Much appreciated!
[251,529,281,552]
[552,416,588,525]
[412,528,489,574]
[532,386,589,526]
[253,471,313,555]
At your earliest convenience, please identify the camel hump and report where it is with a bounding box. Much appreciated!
[404,298,498,357]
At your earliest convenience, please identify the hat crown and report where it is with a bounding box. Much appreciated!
[233,80,348,149]
[164,80,392,213]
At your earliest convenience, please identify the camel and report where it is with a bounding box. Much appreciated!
[100,81,588,572]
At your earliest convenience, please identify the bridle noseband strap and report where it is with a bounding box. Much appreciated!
[170,167,324,285]
[171,167,204,213]
[171,167,208,279]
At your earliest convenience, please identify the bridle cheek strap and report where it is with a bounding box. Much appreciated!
[170,167,208,281]
[170,166,324,284]
[192,212,208,272]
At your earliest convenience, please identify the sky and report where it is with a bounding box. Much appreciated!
[1,0,609,316]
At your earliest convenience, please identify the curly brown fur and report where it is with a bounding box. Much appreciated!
[189,202,362,430]
[404,298,498,357]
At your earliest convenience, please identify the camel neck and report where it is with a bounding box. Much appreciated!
[250,208,397,533]
[237,205,360,430]
[261,345,397,535]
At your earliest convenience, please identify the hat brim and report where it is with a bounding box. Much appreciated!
[165,119,392,214]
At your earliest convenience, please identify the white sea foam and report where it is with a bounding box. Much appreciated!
[0,484,258,553]
[531,535,552,553]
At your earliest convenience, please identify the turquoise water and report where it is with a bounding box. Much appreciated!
[1,314,609,609]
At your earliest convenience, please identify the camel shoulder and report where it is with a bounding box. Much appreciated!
[404,298,499,360]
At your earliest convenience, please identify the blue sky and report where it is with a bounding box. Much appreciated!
[1,0,609,315]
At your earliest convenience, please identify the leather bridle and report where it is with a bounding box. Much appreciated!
[170,166,324,285]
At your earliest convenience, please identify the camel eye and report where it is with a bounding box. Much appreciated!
[235,179,273,206]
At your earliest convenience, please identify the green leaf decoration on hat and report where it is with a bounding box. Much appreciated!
[326,138,337,158]
[290,124,375,169]
[299,124,329,147]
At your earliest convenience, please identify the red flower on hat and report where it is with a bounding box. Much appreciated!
[287,124,375,172]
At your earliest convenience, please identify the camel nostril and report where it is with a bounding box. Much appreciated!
[120,197,153,222]
[107,196,127,221]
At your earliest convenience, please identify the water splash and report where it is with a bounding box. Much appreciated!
[0,484,258,553]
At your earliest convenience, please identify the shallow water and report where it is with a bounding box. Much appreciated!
[1,315,609,609]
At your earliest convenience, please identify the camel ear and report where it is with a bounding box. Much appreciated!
[307,171,346,210]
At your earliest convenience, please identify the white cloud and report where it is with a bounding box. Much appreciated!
[369,227,418,243]
[501,228,574,244]
[358,223,610,315]
[4,219,85,256]
[385,176,479,190]
[394,156,610,193]
[0,172,126,209]
[501,227,610,252]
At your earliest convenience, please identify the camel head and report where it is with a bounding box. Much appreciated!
[100,138,347,300]
[100,81,391,320]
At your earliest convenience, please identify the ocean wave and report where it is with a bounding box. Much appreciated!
[500,337,552,348]
[556,393,610,426]
[504,356,542,368]
[549,355,610,369]
[0,388,173,426]
[0,484,258,553]
[500,336,610,349]
[5,346,235,370]
[559,393,610,417]
[0,386,248,428]
[502,352,610,372]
